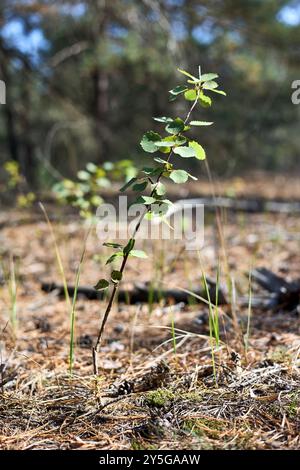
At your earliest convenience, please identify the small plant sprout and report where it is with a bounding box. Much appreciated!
[93,66,226,374]
[244,266,253,356]
[8,256,18,335]
[68,229,90,374]
[40,203,91,373]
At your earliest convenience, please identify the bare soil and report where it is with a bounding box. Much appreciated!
[0,198,300,450]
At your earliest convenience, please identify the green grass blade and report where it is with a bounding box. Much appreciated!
[69,228,90,374]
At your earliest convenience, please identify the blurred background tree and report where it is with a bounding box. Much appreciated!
[0,0,299,190]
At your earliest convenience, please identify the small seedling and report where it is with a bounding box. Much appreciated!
[93,66,226,374]
[8,256,18,335]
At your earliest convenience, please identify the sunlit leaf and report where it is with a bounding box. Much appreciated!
[210,89,227,96]
[165,118,185,135]
[86,162,98,173]
[157,135,187,151]
[199,92,212,108]
[129,250,148,259]
[169,169,189,184]
[153,116,173,122]
[200,73,219,82]
[189,141,206,160]
[140,131,161,153]
[141,196,157,204]
[203,80,219,90]
[155,141,176,148]
[155,182,166,195]
[184,89,198,101]
[78,170,90,181]
[177,68,199,81]
[173,146,196,158]
[189,121,214,126]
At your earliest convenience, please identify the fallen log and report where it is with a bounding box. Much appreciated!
[1,197,300,231]
[42,268,300,312]
[165,197,300,216]
[252,268,300,312]
[41,280,228,305]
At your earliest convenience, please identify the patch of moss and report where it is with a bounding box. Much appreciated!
[268,346,291,364]
[144,388,176,407]
[181,391,203,402]
[144,388,203,408]
[131,440,157,450]
[286,393,299,418]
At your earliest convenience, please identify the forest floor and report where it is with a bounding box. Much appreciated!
[0,184,300,450]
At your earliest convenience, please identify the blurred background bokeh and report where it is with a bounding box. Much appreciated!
[0,0,299,191]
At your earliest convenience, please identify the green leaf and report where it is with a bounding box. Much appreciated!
[120,177,137,192]
[96,177,110,189]
[177,68,199,81]
[154,157,168,165]
[103,161,114,171]
[169,170,189,184]
[129,250,148,259]
[77,170,90,181]
[189,141,206,160]
[155,141,176,148]
[90,195,103,206]
[173,136,187,145]
[157,135,186,152]
[111,270,122,283]
[142,167,161,177]
[132,181,148,192]
[106,252,123,265]
[200,73,219,82]
[189,121,214,126]
[165,118,185,135]
[153,116,173,123]
[169,85,188,96]
[103,242,123,249]
[141,196,157,205]
[86,162,98,173]
[160,199,173,206]
[199,92,212,108]
[203,80,219,90]
[123,238,135,255]
[173,146,196,158]
[140,131,161,153]
[184,89,198,101]
[94,279,109,290]
[155,182,166,196]
[210,89,227,96]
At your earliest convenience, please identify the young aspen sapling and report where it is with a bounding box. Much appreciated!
[93,66,226,374]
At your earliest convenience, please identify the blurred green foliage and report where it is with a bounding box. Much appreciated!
[1,160,36,207]
[0,0,299,190]
[53,159,137,218]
